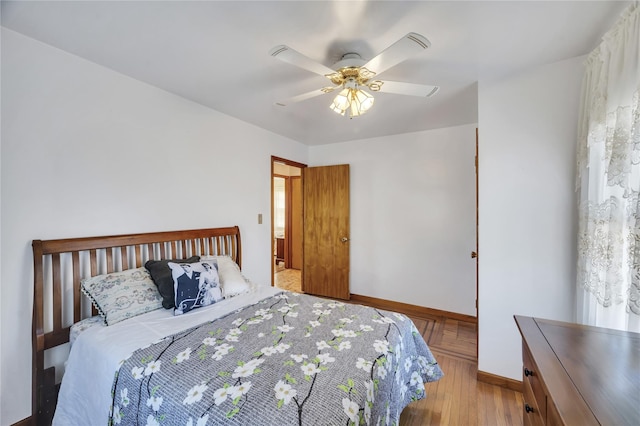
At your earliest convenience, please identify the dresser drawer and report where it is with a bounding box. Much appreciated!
[523,342,546,419]
[523,378,545,426]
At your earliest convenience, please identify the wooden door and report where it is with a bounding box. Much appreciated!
[302,164,350,300]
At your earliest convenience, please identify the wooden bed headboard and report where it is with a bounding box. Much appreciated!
[31,226,241,425]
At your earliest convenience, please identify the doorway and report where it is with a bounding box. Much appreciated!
[271,156,306,292]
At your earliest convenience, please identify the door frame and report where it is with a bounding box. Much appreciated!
[475,128,479,361]
[271,156,307,287]
[273,174,291,268]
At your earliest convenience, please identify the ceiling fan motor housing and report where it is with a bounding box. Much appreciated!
[331,52,367,70]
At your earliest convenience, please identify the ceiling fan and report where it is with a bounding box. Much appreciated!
[269,32,439,118]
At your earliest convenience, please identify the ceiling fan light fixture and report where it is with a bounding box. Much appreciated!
[330,87,374,117]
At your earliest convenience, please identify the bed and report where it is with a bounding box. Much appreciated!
[32,226,443,425]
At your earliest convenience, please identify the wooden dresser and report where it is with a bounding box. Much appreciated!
[514,316,640,426]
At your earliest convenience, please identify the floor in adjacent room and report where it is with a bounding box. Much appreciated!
[274,262,301,293]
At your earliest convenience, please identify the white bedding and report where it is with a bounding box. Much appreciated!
[53,284,282,425]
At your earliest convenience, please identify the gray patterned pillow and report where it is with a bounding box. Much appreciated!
[81,267,163,325]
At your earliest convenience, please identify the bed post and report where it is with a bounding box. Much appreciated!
[32,240,57,426]
[235,226,242,268]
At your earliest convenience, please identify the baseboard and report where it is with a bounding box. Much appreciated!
[11,416,32,426]
[349,293,477,323]
[477,370,522,393]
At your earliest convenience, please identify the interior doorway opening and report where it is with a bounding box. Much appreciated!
[271,156,306,292]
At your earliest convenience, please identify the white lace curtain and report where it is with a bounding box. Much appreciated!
[576,2,640,333]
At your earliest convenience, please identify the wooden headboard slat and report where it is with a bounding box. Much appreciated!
[232,236,237,259]
[134,245,142,268]
[52,254,62,334]
[72,252,81,324]
[32,226,241,425]
[89,250,97,276]
[106,247,114,273]
[120,246,129,271]
[89,250,98,316]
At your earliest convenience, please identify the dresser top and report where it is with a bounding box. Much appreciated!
[515,316,640,425]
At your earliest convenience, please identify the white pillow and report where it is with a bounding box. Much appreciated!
[200,255,251,298]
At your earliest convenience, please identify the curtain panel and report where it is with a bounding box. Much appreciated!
[576,2,640,332]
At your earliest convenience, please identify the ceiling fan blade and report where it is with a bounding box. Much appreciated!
[269,45,337,77]
[371,81,439,97]
[274,86,338,107]
[362,33,431,76]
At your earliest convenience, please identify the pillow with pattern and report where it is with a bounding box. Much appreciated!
[168,260,223,315]
[145,256,200,309]
[200,255,251,298]
[81,267,163,326]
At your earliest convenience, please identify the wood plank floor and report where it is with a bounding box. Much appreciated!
[274,270,524,425]
[401,315,523,426]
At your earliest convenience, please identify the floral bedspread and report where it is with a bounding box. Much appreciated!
[109,292,443,426]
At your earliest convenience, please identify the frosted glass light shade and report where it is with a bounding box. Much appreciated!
[329,88,374,117]
[350,89,374,116]
[329,88,351,115]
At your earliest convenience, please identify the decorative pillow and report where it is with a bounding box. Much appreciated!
[81,267,163,326]
[200,255,251,298]
[145,256,200,309]
[70,315,104,346]
[168,260,223,315]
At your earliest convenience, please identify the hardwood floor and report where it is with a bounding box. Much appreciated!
[401,314,523,426]
[274,276,524,425]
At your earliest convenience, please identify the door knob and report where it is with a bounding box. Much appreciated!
[471,251,477,259]
[340,237,350,243]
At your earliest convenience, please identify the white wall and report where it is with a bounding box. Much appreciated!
[310,124,477,316]
[0,29,308,425]
[477,56,582,380]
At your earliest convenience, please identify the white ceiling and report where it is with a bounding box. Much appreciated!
[1,1,630,145]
